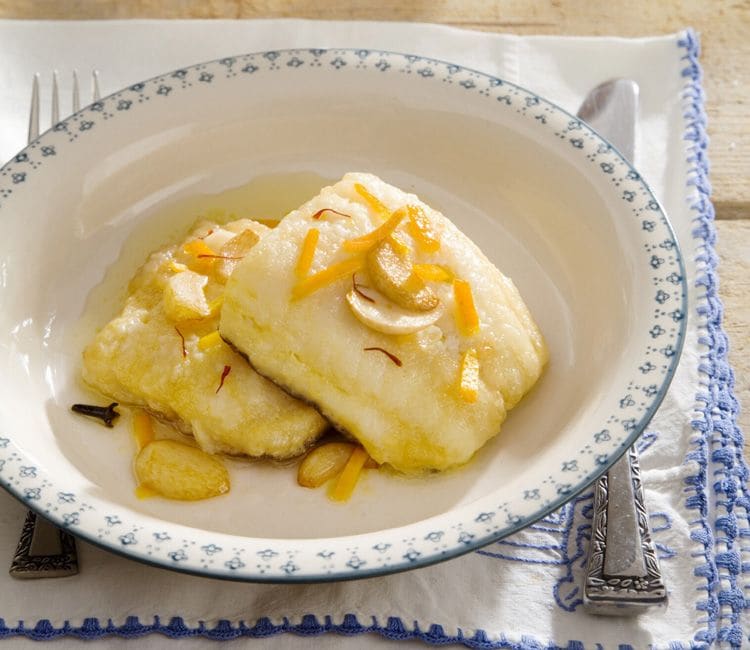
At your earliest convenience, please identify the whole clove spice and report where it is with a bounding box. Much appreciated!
[71,402,120,427]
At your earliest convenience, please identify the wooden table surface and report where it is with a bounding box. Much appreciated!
[1,1,747,443]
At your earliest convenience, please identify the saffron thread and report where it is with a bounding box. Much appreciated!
[312,208,352,220]
[175,327,186,359]
[352,274,375,303]
[363,347,402,367]
[216,365,232,393]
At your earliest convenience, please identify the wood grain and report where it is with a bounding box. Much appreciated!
[716,220,750,441]
[0,0,747,445]
[0,1,746,217]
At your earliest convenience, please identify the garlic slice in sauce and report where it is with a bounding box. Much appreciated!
[346,286,442,335]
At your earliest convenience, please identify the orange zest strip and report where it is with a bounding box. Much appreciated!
[292,256,364,299]
[354,183,390,220]
[208,295,224,317]
[133,411,155,452]
[413,263,453,282]
[406,204,441,253]
[459,348,480,403]
[255,218,281,228]
[184,239,215,258]
[330,447,369,501]
[183,239,216,273]
[387,232,410,257]
[295,228,320,279]
[342,207,407,253]
[198,330,222,351]
[312,208,352,220]
[453,279,480,336]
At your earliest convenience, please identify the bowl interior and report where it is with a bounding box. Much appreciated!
[1,58,649,543]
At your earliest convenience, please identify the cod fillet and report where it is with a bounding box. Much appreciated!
[220,173,547,472]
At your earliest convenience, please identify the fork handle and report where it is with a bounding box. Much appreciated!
[584,447,667,614]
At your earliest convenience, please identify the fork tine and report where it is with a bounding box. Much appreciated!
[40,71,98,135]
[92,70,101,102]
[72,70,80,113]
[27,74,40,143]
[51,70,60,125]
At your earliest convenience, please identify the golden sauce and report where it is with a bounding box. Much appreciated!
[134,485,158,499]
[71,171,332,350]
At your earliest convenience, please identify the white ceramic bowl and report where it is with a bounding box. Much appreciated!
[0,49,686,581]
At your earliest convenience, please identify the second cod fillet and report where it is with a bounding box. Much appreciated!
[82,217,328,459]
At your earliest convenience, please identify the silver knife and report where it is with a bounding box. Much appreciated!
[578,80,667,614]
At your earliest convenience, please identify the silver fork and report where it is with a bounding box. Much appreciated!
[9,71,100,579]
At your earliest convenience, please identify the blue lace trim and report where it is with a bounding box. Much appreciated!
[1,29,745,648]
[0,614,706,648]
[679,29,750,649]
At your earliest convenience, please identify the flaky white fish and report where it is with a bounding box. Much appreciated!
[221,173,547,472]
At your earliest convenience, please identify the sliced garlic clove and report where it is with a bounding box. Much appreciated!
[163,270,211,321]
[215,229,260,281]
[297,442,355,488]
[202,228,237,252]
[346,286,443,335]
[366,239,439,312]
[135,439,229,501]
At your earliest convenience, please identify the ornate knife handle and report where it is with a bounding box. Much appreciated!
[584,447,667,614]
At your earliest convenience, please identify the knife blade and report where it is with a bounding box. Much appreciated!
[580,79,643,577]
[578,79,667,614]
[577,79,638,162]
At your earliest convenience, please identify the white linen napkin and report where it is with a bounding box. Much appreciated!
[0,19,747,649]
